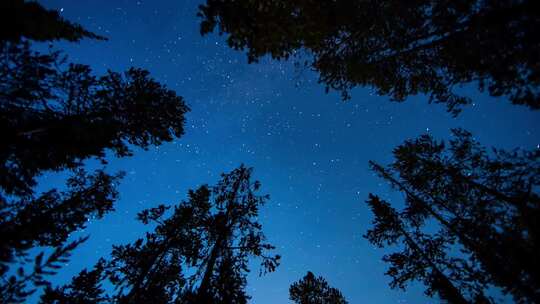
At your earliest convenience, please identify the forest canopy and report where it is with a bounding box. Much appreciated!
[365,130,540,303]
[0,1,188,302]
[39,165,280,304]
[198,0,540,114]
[0,0,538,303]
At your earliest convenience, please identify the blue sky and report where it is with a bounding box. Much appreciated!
[34,1,539,303]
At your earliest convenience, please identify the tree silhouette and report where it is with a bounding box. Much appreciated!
[365,194,486,304]
[198,0,540,114]
[0,1,189,301]
[45,166,280,304]
[1,42,189,198]
[1,170,122,273]
[365,129,540,303]
[40,259,110,304]
[289,271,348,304]
[109,165,280,303]
[0,0,105,42]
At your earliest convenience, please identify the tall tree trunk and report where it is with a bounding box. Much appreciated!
[196,168,245,302]
[399,227,471,304]
[373,161,538,301]
[122,241,170,303]
[197,226,226,303]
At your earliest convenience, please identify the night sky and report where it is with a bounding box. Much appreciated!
[35,1,539,303]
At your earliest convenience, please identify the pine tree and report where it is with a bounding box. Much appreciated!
[102,165,280,303]
[0,1,189,301]
[0,42,189,198]
[198,0,540,114]
[365,194,484,303]
[40,259,109,304]
[365,129,540,303]
[1,170,122,272]
[0,0,105,42]
[289,271,348,304]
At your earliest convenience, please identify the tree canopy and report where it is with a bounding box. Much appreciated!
[39,259,110,304]
[0,0,105,42]
[365,129,540,303]
[289,271,348,304]
[40,165,280,304]
[198,0,540,114]
[0,1,189,302]
[1,42,188,198]
[2,1,538,303]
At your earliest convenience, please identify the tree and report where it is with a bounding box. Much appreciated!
[365,195,487,304]
[365,129,540,303]
[0,0,105,42]
[49,166,280,304]
[0,42,189,198]
[40,259,110,304]
[0,1,189,301]
[1,170,122,276]
[198,0,540,114]
[289,271,348,304]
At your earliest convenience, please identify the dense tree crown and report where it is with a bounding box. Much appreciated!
[40,259,110,304]
[0,0,105,42]
[365,129,540,303]
[198,0,540,114]
[289,271,348,304]
[0,1,188,302]
[40,166,280,304]
[1,43,188,198]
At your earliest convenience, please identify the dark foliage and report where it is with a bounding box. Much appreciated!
[1,238,88,303]
[365,129,540,303]
[0,0,105,42]
[41,166,280,304]
[289,271,348,304]
[0,41,189,198]
[0,1,189,302]
[1,170,122,269]
[109,165,279,303]
[40,259,109,304]
[198,0,540,114]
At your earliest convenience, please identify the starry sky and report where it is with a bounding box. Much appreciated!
[34,1,540,303]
